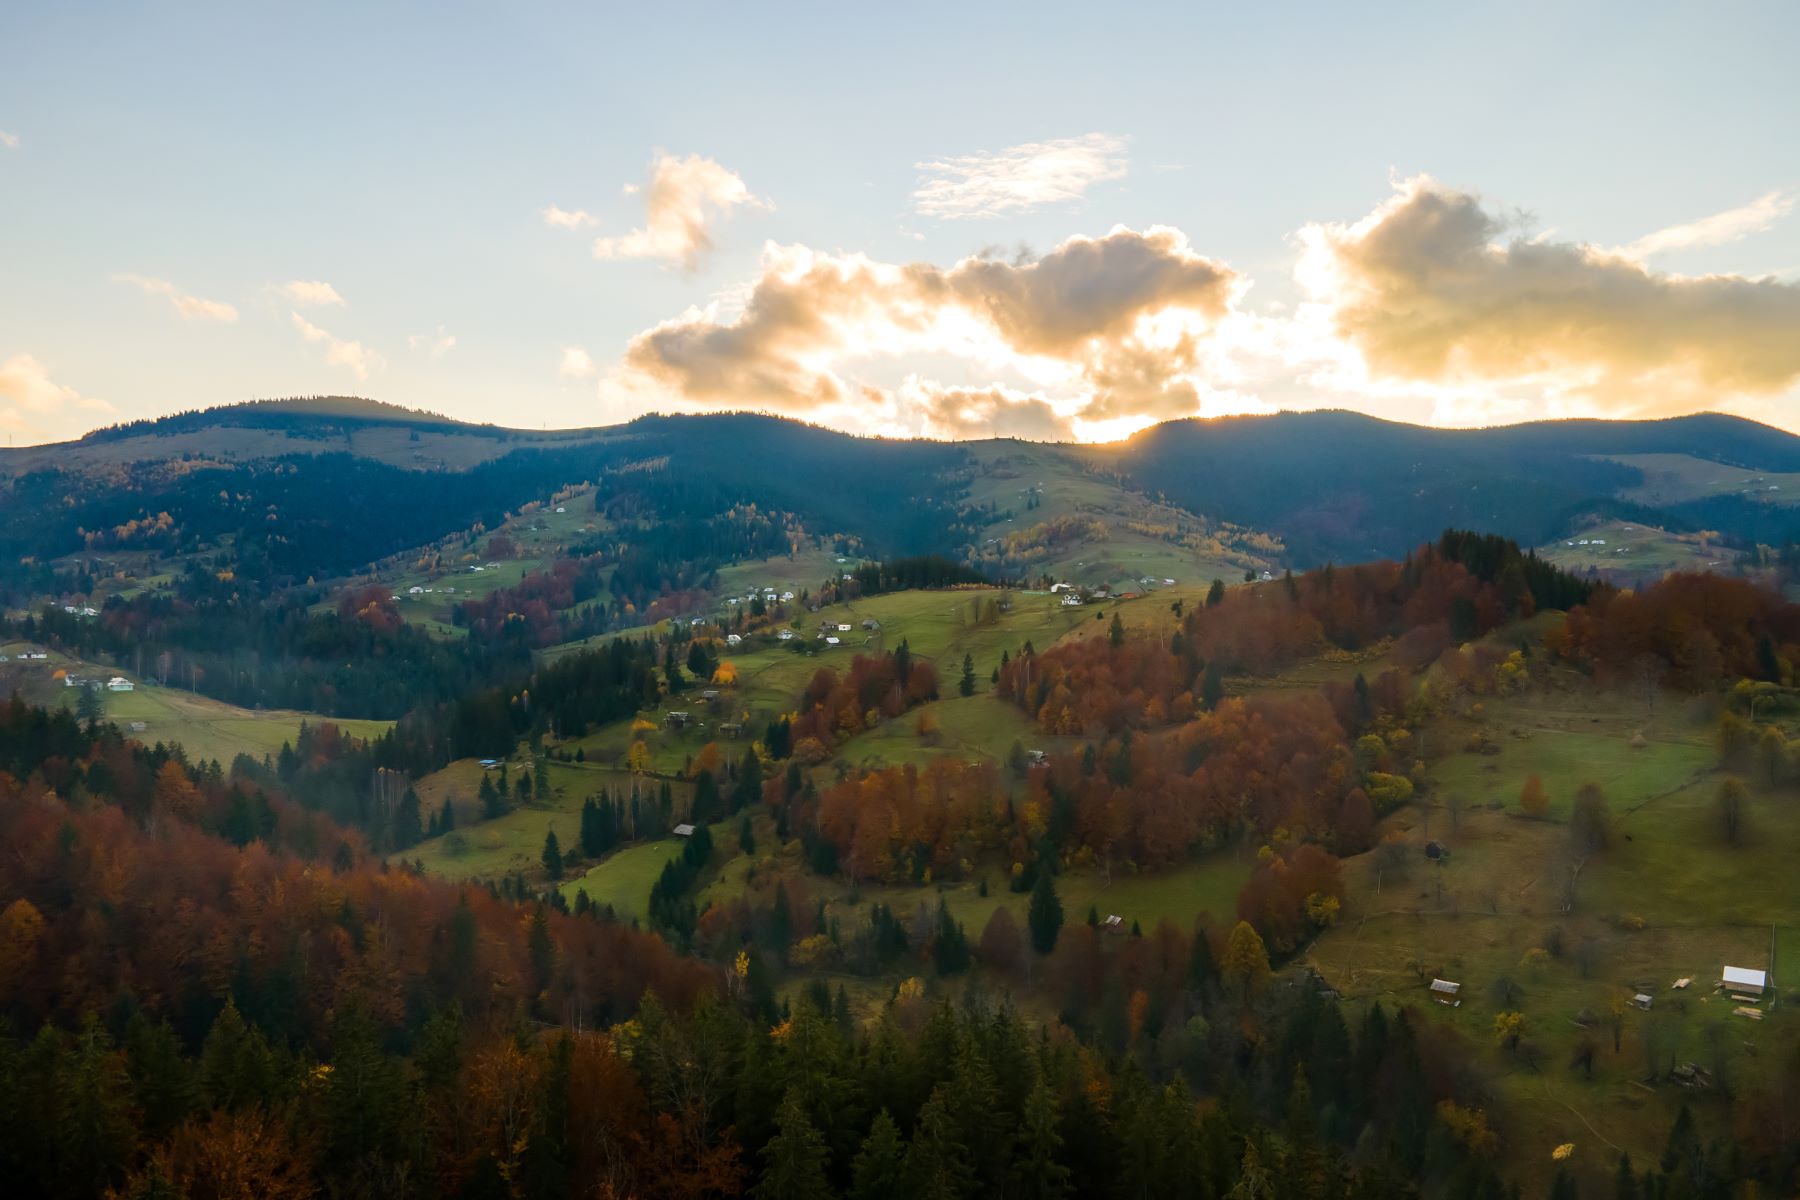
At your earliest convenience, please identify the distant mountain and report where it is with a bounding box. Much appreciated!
[4,401,1796,587]
[1082,410,1800,563]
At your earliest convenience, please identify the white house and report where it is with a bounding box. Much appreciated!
[1061,594,1083,607]
[1723,966,1767,998]
[727,633,743,646]
[555,506,566,513]
[837,623,852,632]
[777,629,796,641]
[1429,979,1462,1007]
[107,676,134,692]
[780,591,795,601]
[825,636,841,646]
[673,823,696,838]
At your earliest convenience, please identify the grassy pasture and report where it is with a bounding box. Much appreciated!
[408,759,694,882]
[2,643,390,766]
[1537,518,1735,580]
[1306,686,1799,1186]
[961,441,1270,594]
[1600,452,1800,509]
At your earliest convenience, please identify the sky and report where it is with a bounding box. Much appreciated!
[3,0,1799,446]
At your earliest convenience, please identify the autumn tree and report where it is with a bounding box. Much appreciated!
[1222,920,1271,1001]
[1519,774,1548,818]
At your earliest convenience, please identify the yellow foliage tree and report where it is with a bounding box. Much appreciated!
[1221,920,1271,1000]
[1519,773,1548,817]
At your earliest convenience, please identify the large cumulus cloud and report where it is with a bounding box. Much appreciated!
[622,225,1242,436]
[1297,176,1800,413]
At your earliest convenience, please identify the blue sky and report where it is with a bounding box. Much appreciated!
[3,1,1798,444]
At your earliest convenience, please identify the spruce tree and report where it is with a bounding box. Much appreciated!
[1028,867,1063,955]
[850,1110,908,1200]
[752,1089,833,1200]
[959,653,976,697]
[542,829,563,879]
[1010,1068,1070,1199]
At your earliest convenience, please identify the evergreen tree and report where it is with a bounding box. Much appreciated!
[527,905,555,999]
[479,772,505,820]
[1010,1069,1071,1199]
[850,1110,908,1200]
[1028,867,1064,955]
[1207,578,1227,607]
[932,901,971,975]
[1202,661,1226,711]
[752,1089,833,1200]
[394,786,423,850]
[1613,1153,1638,1200]
[907,1083,976,1200]
[740,813,757,856]
[542,829,563,880]
[439,795,455,833]
[959,653,976,697]
[1109,613,1126,647]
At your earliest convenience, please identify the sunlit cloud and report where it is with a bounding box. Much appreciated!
[408,326,456,358]
[291,311,383,379]
[0,353,114,444]
[592,153,769,270]
[1622,189,1795,260]
[0,130,18,150]
[542,204,595,229]
[278,279,345,307]
[1294,175,1800,420]
[559,346,597,379]
[619,224,1241,438]
[912,133,1128,219]
[114,273,238,322]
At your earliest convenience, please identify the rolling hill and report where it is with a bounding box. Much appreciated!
[6,400,1798,598]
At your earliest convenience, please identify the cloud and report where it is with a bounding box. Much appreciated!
[114,273,238,322]
[1623,190,1796,259]
[560,346,597,379]
[901,379,1075,441]
[622,224,1241,434]
[408,326,456,358]
[0,354,114,443]
[278,279,345,307]
[592,153,769,269]
[912,133,1128,220]
[1294,176,1800,417]
[542,204,595,229]
[0,130,18,150]
[291,312,384,379]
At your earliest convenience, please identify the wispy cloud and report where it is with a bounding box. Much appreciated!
[911,133,1129,220]
[277,279,345,307]
[1622,189,1796,259]
[592,153,769,270]
[408,326,456,359]
[0,130,18,150]
[542,204,595,229]
[114,273,238,322]
[559,346,597,379]
[291,311,383,379]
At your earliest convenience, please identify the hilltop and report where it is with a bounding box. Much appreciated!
[7,402,1795,584]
